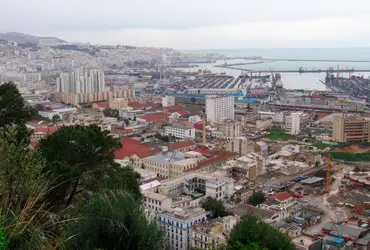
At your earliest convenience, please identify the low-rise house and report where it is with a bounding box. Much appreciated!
[190,216,238,249]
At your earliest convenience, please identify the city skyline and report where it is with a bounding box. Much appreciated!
[2,0,370,49]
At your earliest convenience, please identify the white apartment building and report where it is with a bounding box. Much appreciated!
[109,98,128,109]
[119,108,145,119]
[23,73,41,82]
[205,96,234,123]
[158,173,234,201]
[285,112,309,135]
[258,111,284,123]
[158,207,207,250]
[188,115,202,124]
[142,190,172,219]
[56,68,105,94]
[162,95,175,107]
[165,125,196,139]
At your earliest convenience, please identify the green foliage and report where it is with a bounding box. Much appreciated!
[0,82,35,143]
[201,197,230,217]
[229,214,296,250]
[265,129,294,141]
[0,82,35,128]
[0,126,60,249]
[52,114,61,123]
[311,141,335,150]
[62,190,166,250]
[192,241,267,250]
[37,124,124,205]
[103,108,119,118]
[248,191,265,206]
[330,152,370,162]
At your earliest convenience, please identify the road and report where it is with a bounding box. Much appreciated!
[306,169,348,234]
[275,165,326,182]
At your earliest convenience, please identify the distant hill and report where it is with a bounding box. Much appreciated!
[0,32,66,44]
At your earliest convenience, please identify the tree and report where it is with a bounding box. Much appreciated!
[0,82,36,143]
[201,197,230,218]
[35,103,44,111]
[248,191,266,206]
[52,114,61,123]
[0,82,35,128]
[228,214,296,250]
[62,190,167,250]
[37,124,124,205]
[103,108,119,118]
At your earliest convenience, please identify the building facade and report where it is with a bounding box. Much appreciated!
[216,120,241,139]
[158,207,207,250]
[165,125,196,139]
[332,116,370,143]
[206,96,234,124]
[162,95,176,107]
[109,98,129,109]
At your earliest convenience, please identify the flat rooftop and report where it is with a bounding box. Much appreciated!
[144,151,185,165]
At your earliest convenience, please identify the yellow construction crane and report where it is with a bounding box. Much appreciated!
[325,153,342,193]
[202,115,206,147]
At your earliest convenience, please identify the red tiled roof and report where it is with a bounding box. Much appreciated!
[168,140,196,151]
[33,127,58,135]
[29,141,38,149]
[311,94,325,100]
[94,101,109,108]
[316,112,331,118]
[176,110,190,116]
[275,191,292,201]
[138,112,170,123]
[193,147,211,155]
[112,127,134,134]
[198,155,225,166]
[114,138,161,160]
[27,120,50,127]
[164,105,184,111]
[194,122,204,130]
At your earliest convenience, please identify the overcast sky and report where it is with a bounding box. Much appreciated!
[2,0,370,49]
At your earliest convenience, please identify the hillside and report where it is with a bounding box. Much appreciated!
[0,32,65,44]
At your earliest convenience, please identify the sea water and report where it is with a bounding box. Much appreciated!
[183,48,370,90]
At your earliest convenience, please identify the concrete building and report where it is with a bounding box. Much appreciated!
[142,190,172,219]
[285,112,309,135]
[332,115,370,143]
[165,124,196,139]
[158,207,207,250]
[226,137,254,156]
[206,96,234,123]
[143,150,198,179]
[158,173,234,201]
[215,120,241,139]
[109,98,129,109]
[162,95,175,107]
[56,68,105,94]
[258,111,284,123]
[55,88,134,106]
[188,115,202,124]
[190,216,238,249]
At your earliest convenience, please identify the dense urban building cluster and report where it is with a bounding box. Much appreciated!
[1,34,370,250]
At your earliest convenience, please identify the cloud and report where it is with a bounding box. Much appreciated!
[45,15,370,49]
[1,0,370,48]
